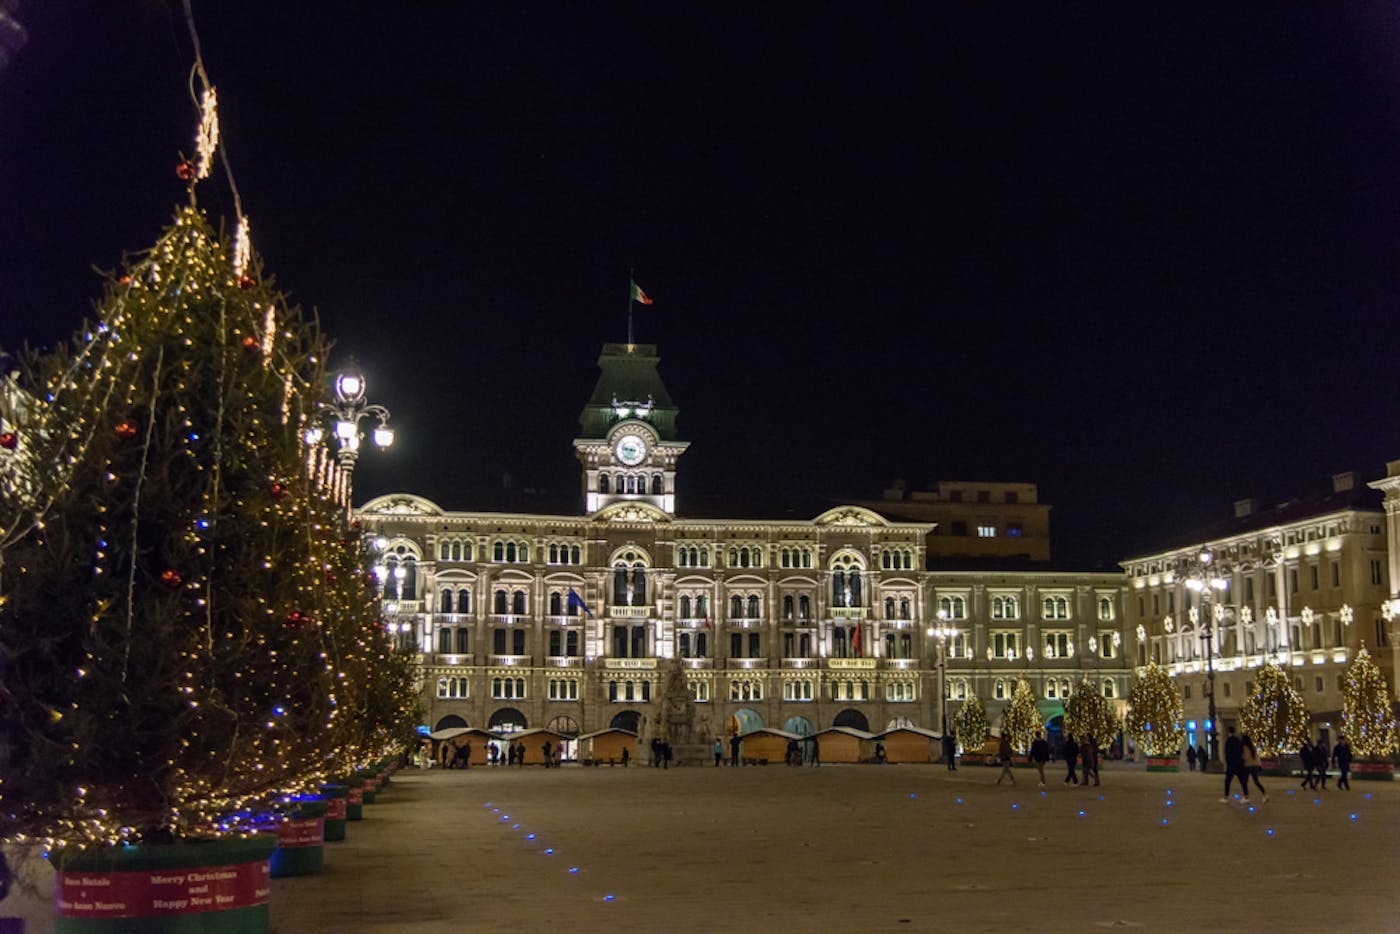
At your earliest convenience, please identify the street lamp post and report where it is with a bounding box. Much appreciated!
[306,368,394,503]
[928,610,959,738]
[1185,549,1228,773]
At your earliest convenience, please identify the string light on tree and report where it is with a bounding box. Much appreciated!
[1125,662,1185,758]
[1341,645,1398,759]
[1238,663,1309,757]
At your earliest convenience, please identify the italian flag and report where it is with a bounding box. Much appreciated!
[630,280,654,305]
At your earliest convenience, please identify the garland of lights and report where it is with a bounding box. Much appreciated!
[954,691,989,752]
[1002,678,1040,753]
[1125,662,1185,757]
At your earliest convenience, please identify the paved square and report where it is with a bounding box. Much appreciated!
[269,762,1400,932]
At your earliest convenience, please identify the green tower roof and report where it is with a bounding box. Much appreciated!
[578,343,679,441]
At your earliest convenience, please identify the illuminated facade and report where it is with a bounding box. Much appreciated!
[1123,471,1395,751]
[357,343,1132,751]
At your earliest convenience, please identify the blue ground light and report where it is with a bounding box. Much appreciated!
[527,833,536,840]
[1078,810,1086,817]
[604,895,615,901]
[1161,819,1169,826]
[1266,829,1275,836]
[1350,813,1359,820]
[569,867,580,874]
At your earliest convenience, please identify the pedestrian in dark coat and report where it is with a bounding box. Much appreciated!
[942,733,957,771]
[1333,735,1352,790]
[1063,736,1080,785]
[730,734,741,767]
[1313,739,1330,789]
[542,740,553,768]
[1221,726,1249,801]
[810,735,821,767]
[620,746,630,767]
[995,733,1016,785]
[1241,734,1267,801]
[1196,743,1207,770]
[516,742,525,767]
[1082,735,1100,787]
[1186,744,1197,771]
[1029,732,1050,786]
[713,738,723,767]
[1298,740,1316,789]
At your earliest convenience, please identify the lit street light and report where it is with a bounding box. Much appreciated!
[1184,549,1228,773]
[928,610,958,737]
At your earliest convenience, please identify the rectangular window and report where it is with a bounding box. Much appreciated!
[1314,676,1324,693]
[1371,560,1383,586]
[1331,562,1340,588]
[977,490,991,503]
[1268,575,1277,598]
[950,520,968,536]
[1245,578,1254,603]
[513,629,525,655]
[1005,491,1018,504]
[567,630,580,656]
[1006,523,1023,537]
[1138,596,1145,617]
[992,631,1020,658]
[1184,685,1191,699]
[1044,631,1070,658]
[748,632,760,658]
[493,628,506,654]
[1310,565,1319,591]
[1222,682,1231,698]
[438,628,452,654]
[1290,569,1298,593]
[1098,631,1116,659]
[977,525,997,538]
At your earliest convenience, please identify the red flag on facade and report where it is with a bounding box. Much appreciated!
[852,623,862,657]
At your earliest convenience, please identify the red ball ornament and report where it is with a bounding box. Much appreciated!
[115,421,138,440]
[118,274,133,286]
[160,569,183,588]
[241,335,261,354]
[176,160,195,181]
[237,274,256,290]
[270,482,289,501]
[0,431,16,451]
[286,610,310,628]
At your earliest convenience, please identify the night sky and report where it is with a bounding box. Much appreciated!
[4,3,1400,563]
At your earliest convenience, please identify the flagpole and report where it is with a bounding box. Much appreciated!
[627,267,635,346]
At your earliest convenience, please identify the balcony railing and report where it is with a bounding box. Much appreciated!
[384,599,422,613]
[490,613,526,625]
[676,617,711,629]
[727,617,763,629]
[726,658,765,670]
[435,612,472,624]
[883,658,918,670]
[681,657,714,670]
[488,654,531,666]
[430,653,473,666]
[545,615,584,626]
[609,605,651,619]
[831,607,866,620]
[781,657,818,669]
[882,618,915,628]
[827,657,876,670]
[603,657,657,670]
[545,655,584,668]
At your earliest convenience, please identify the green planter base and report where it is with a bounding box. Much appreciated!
[49,834,277,934]
[318,784,348,841]
[270,800,327,878]
[1351,759,1395,781]
[1146,757,1179,772]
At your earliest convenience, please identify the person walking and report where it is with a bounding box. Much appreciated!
[1196,743,1207,771]
[1029,731,1050,786]
[1241,733,1267,801]
[1186,744,1197,772]
[730,734,741,767]
[1313,738,1330,789]
[810,734,821,767]
[995,732,1016,785]
[516,742,526,767]
[1082,735,1100,787]
[506,743,516,767]
[463,740,472,769]
[1221,726,1249,801]
[542,740,553,769]
[1333,735,1352,790]
[661,742,672,769]
[874,741,887,765]
[713,738,723,767]
[1062,735,1080,785]
[1298,739,1316,790]
[942,733,957,771]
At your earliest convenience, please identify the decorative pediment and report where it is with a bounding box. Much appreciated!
[813,505,888,527]
[359,493,443,516]
[595,501,671,524]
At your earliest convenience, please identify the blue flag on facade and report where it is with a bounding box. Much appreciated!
[566,588,593,617]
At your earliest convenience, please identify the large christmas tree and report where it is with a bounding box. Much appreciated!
[0,186,414,850]
[953,692,989,753]
[1341,645,1398,758]
[1001,678,1040,753]
[1125,662,1184,757]
[1238,663,1310,757]
[1064,677,1120,749]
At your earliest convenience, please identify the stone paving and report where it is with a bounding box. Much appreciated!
[4,761,1397,932]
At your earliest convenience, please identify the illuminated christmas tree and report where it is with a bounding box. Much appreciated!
[1125,662,1184,757]
[1341,645,1398,758]
[0,183,413,850]
[954,691,989,752]
[1238,663,1310,757]
[1001,678,1040,753]
[1064,677,1120,749]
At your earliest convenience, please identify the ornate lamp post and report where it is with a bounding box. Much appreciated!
[928,610,959,736]
[1184,549,1228,772]
[305,368,394,497]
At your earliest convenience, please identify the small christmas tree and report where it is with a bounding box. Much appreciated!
[1238,663,1310,757]
[1341,645,1398,758]
[1125,662,1184,757]
[953,692,989,753]
[1064,677,1120,750]
[1002,678,1040,753]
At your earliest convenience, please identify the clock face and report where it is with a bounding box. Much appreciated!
[615,434,648,466]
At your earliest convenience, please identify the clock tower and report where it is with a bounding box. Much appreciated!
[574,343,688,515]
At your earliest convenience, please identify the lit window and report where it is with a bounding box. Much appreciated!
[977,525,996,538]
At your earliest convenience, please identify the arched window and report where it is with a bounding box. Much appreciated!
[697,632,708,657]
[456,590,470,614]
[885,596,896,618]
[614,565,628,601]
[456,628,469,653]
[493,541,504,562]
[994,678,1007,700]
[570,545,580,564]
[451,542,462,561]
[632,566,646,605]
[439,542,450,560]
[747,595,760,618]
[783,595,794,620]
[730,595,744,618]
[729,548,739,566]
[900,633,911,657]
[549,592,562,616]
[440,589,452,613]
[399,557,417,599]
[900,597,911,619]
[549,544,559,563]
[494,590,507,614]
[799,595,810,620]
[463,541,473,561]
[511,591,526,615]
[832,570,846,605]
[652,475,663,495]
[680,595,692,618]
[1102,679,1116,698]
